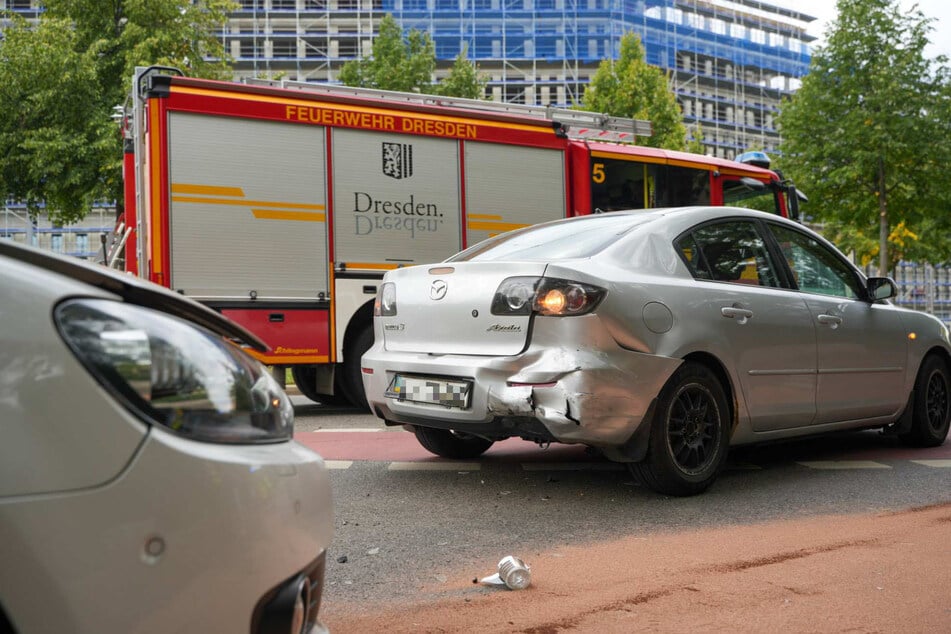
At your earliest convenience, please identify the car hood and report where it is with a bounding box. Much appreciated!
[0,241,267,351]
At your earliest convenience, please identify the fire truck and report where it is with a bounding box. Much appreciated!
[122,66,801,408]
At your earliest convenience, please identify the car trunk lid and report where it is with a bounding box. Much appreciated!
[380,261,548,355]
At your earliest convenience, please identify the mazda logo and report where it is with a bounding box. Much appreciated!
[430,279,448,300]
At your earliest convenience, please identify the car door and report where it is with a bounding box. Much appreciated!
[678,219,817,431]
[766,223,907,424]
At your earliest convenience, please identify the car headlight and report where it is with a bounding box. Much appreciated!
[54,299,293,443]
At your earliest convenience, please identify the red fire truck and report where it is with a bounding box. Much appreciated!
[122,66,800,408]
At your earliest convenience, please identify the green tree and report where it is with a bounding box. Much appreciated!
[0,16,109,222]
[778,0,951,272]
[435,46,487,99]
[338,14,435,92]
[579,32,687,150]
[0,1,235,224]
[685,123,706,155]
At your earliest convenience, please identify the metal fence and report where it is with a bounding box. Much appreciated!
[870,262,951,327]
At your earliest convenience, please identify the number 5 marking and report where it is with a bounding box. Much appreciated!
[592,162,606,184]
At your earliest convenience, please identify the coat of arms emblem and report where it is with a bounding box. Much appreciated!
[382,142,413,179]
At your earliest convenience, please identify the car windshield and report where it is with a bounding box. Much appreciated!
[449,213,654,262]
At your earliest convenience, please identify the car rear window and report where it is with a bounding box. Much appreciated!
[449,213,654,262]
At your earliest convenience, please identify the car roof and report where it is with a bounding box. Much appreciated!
[0,240,267,351]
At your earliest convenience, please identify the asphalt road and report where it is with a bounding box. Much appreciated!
[289,395,951,626]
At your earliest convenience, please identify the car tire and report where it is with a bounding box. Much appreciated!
[414,427,494,459]
[290,364,351,406]
[340,326,374,412]
[900,354,951,448]
[629,362,730,497]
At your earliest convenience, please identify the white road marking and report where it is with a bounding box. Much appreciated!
[324,458,941,471]
[797,460,891,470]
[388,462,481,471]
[310,428,385,433]
[910,459,951,468]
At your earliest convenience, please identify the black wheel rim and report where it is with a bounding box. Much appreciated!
[925,370,950,433]
[666,383,721,475]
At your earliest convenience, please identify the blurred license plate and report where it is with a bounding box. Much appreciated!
[385,374,472,409]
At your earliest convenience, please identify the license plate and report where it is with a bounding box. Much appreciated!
[385,374,472,409]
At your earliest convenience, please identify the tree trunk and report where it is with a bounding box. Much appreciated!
[878,157,888,277]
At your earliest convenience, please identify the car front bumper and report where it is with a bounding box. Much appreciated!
[362,314,682,449]
[0,428,333,634]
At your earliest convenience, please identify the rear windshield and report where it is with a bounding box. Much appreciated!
[449,213,654,262]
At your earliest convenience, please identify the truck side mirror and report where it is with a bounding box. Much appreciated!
[787,185,801,221]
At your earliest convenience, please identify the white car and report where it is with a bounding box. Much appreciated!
[0,241,333,633]
[362,206,951,496]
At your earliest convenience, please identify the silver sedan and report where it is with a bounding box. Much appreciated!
[362,206,951,496]
[0,241,333,633]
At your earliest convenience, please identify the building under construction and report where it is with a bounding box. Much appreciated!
[3,0,815,156]
[222,0,816,158]
[2,0,815,257]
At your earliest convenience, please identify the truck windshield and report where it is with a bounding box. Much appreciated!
[723,179,780,214]
[591,158,711,212]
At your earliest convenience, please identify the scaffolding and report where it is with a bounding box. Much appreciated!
[0,0,815,158]
[2,0,815,158]
[217,0,813,159]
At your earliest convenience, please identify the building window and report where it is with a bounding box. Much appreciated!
[272,39,297,57]
[337,38,360,57]
[240,40,262,58]
[77,233,89,253]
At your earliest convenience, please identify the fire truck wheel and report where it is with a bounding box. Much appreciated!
[290,365,351,406]
[341,327,374,412]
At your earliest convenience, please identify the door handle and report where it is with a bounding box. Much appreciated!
[721,307,753,321]
[817,314,842,327]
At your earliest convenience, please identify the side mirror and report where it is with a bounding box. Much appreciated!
[740,177,766,191]
[787,185,802,221]
[867,277,897,301]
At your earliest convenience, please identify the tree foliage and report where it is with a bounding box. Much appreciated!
[685,123,706,155]
[778,0,951,271]
[435,46,488,99]
[339,14,486,99]
[0,0,235,224]
[338,14,436,92]
[579,32,687,150]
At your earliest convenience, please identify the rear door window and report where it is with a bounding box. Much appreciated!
[677,220,781,288]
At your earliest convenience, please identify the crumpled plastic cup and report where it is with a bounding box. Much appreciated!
[480,555,531,590]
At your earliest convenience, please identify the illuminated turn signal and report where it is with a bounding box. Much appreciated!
[538,289,566,313]
[908,332,917,340]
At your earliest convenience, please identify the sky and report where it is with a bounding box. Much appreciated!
[788,0,951,60]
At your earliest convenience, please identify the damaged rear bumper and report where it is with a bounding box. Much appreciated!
[362,314,682,455]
